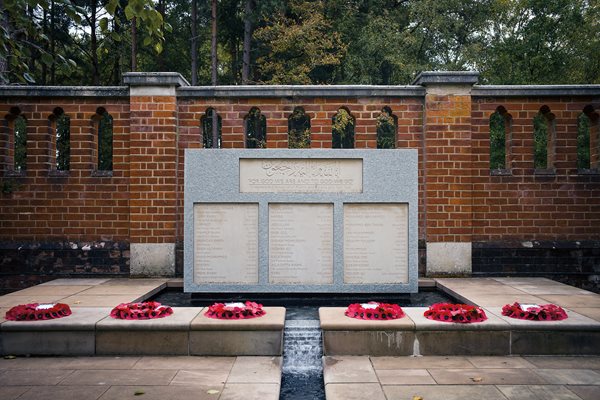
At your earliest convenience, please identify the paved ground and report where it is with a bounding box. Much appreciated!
[0,356,281,400]
[324,355,600,400]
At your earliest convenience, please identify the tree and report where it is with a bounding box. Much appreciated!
[253,0,346,84]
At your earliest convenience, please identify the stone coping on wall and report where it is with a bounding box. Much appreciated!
[177,85,425,98]
[472,84,600,97]
[0,86,128,97]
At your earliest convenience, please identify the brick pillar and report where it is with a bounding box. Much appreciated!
[414,71,479,275]
[124,72,189,276]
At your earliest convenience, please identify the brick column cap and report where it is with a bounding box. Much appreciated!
[123,72,189,87]
[413,71,479,86]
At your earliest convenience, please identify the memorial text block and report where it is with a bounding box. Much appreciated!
[269,203,334,284]
[194,203,259,284]
[240,158,362,193]
[343,203,409,284]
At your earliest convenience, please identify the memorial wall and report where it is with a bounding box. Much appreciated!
[184,150,418,293]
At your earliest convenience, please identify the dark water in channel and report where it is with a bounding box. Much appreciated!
[150,290,455,400]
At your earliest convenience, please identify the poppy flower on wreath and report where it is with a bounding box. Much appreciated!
[110,301,173,320]
[345,301,405,320]
[423,302,487,323]
[5,303,72,321]
[205,301,265,319]
[501,302,568,321]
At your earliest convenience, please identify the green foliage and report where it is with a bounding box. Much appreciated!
[202,108,222,149]
[253,0,347,84]
[577,113,591,170]
[533,112,548,169]
[56,113,70,171]
[14,116,27,172]
[288,106,310,149]
[376,108,396,149]
[98,111,113,171]
[332,108,354,149]
[245,107,267,148]
[489,111,506,169]
[2,0,600,85]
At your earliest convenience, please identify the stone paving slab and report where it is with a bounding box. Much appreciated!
[0,369,75,386]
[428,367,548,385]
[0,356,140,370]
[376,368,436,385]
[96,307,201,331]
[0,386,30,400]
[59,295,147,308]
[227,356,281,384]
[220,383,280,400]
[0,295,69,308]
[382,384,508,400]
[325,383,386,400]
[533,368,600,385]
[170,369,229,386]
[133,356,235,370]
[40,279,111,286]
[323,356,378,384]
[524,356,600,369]
[572,307,600,322]
[566,385,600,400]
[58,369,178,386]
[371,356,473,369]
[466,356,537,369]
[537,294,600,309]
[16,386,109,400]
[496,385,582,400]
[403,307,509,330]
[2,285,93,297]
[99,385,223,400]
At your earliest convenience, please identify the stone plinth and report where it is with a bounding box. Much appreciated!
[189,307,285,356]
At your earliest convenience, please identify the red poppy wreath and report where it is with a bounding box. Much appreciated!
[345,302,405,320]
[110,301,173,320]
[502,302,568,321]
[423,302,487,323]
[5,303,72,321]
[205,301,265,319]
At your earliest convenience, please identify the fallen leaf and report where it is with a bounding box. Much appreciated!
[412,396,423,400]
[207,389,220,395]
[74,301,81,304]
[134,390,145,396]
[470,377,483,382]
[4,355,16,360]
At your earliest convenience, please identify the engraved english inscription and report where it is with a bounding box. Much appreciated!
[240,158,362,193]
[344,203,408,284]
[194,203,259,284]
[269,203,333,284]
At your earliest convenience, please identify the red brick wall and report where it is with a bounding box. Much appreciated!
[471,96,600,241]
[0,97,130,241]
[423,94,473,243]
[129,95,178,244]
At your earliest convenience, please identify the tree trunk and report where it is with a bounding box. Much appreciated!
[157,0,165,71]
[50,0,56,85]
[0,0,10,84]
[42,8,48,84]
[211,0,217,85]
[131,17,137,71]
[242,0,254,84]
[90,0,99,85]
[191,0,198,85]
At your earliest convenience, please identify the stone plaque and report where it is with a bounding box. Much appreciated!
[343,203,408,284]
[240,158,362,193]
[194,203,258,284]
[269,203,333,284]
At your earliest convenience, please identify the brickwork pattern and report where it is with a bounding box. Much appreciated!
[472,97,600,241]
[424,94,473,243]
[0,98,130,241]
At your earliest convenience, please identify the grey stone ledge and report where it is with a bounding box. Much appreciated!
[473,85,600,97]
[190,307,286,331]
[178,85,425,98]
[412,71,479,86]
[123,72,190,87]
[0,86,128,97]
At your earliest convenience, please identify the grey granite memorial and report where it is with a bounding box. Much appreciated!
[184,149,418,293]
